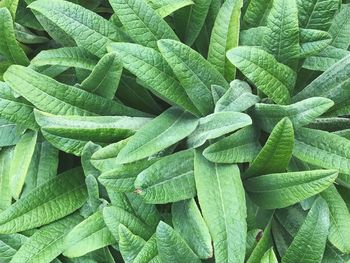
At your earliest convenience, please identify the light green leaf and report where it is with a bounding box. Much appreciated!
[134,150,195,204]
[14,23,49,44]
[156,221,201,263]
[0,8,29,65]
[119,224,146,263]
[103,206,154,241]
[208,0,243,80]
[203,126,261,164]
[194,151,246,263]
[4,65,146,117]
[293,128,350,176]
[303,46,350,71]
[79,53,122,99]
[31,47,99,70]
[239,26,269,47]
[245,118,294,177]
[252,97,334,132]
[297,0,339,30]
[0,148,14,211]
[134,234,159,263]
[211,84,226,104]
[214,80,260,113]
[158,39,228,116]
[173,0,211,46]
[187,111,252,148]
[34,110,150,156]
[0,167,87,234]
[243,0,273,27]
[261,248,278,263]
[282,197,330,263]
[99,159,156,193]
[0,120,21,147]
[108,42,199,115]
[63,210,116,258]
[320,185,350,253]
[0,82,37,130]
[263,0,300,63]
[328,4,350,49]
[109,0,178,49]
[29,0,127,57]
[227,46,295,105]
[116,107,198,164]
[245,169,338,209]
[1,0,19,18]
[91,139,130,172]
[172,199,212,259]
[9,130,37,200]
[10,214,82,263]
[21,140,59,196]
[299,28,332,57]
[146,0,193,18]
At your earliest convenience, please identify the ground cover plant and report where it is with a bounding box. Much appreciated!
[0,0,350,262]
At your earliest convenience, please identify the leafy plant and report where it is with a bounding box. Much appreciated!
[0,0,350,262]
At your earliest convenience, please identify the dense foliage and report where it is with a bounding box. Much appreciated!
[0,0,350,262]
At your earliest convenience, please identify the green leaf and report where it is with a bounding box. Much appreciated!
[103,206,154,241]
[118,224,146,263]
[133,234,159,263]
[172,199,212,259]
[299,28,332,58]
[252,97,334,132]
[303,46,350,71]
[99,158,156,193]
[0,8,29,65]
[63,210,116,258]
[263,0,300,63]
[79,53,122,99]
[10,214,82,263]
[0,233,27,263]
[173,0,211,46]
[156,221,201,263]
[109,0,178,49]
[134,150,196,204]
[293,128,350,176]
[9,130,37,200]
[158,39,228,116]
[1,0,19,19]
[281,197,330,263]
[31,47,99,70]
[261,248,278,263]
[294,54,350,116]
[203,126,261,164]
[243,0,273,27]
[194,151,246,263]
[146,0,193,18]
[0,82,37,130]
[4,65,146,117]
[245,118,294,177]
[116,107,198,164]
[21,140,59,197]
[214,80,260,113]
[327,4,350,50]
[29,0,127,57]
[108,42,199,115]
[246,222,273,263]
[320,185,350,253]
[0,148,13,211]
[227,46,295,105]
[297,0,339,30]
[34,110,150,156]
[0,167,87,234]
[187,111,252,148]
[14,23,49,44]
[245,169,337,209]
[207,0,243,80]
[0,120,21,147]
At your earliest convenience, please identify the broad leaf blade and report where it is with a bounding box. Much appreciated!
[245,169,337,209]
[194,151,246,263]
